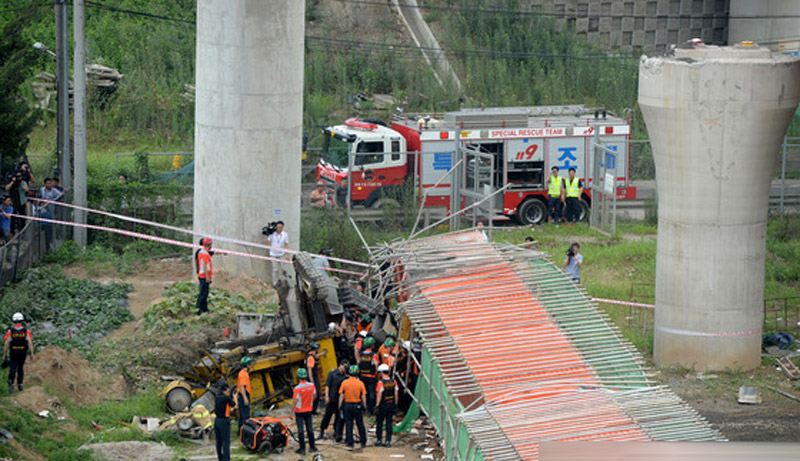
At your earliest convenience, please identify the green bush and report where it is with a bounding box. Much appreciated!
[141,282,274,330]
[0,267,133,353]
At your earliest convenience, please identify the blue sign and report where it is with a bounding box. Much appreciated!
[433,152,452,171]
[601,145,617,170]
[556,147,578,170]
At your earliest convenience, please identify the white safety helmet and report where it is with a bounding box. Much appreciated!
[12,312,23,322]
[378,364,390,373]
[359,330,367,338]
[402,341,411,350]
[328,322,337,331]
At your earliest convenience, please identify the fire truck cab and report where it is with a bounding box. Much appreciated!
[317,106,636,225]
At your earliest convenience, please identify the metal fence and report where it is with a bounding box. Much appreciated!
[0,190,72,289]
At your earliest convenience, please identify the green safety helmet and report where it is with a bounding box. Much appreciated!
[361,313,372,323]
[296,368,308,380]
[384,338,395,348]
[348,365,360,376]
[386,331,397,339]
[240,356,253,366]
[364,337,375,348]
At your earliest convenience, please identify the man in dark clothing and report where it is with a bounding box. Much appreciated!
[3,312,34,393]
[358,337,379,415]
[319,360,348,442]
[375,364,399,447]
[213,383,237,461]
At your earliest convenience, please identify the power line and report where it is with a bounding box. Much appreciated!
[0,1,52,14]
[347,0,800,20]
[84,0,195,24]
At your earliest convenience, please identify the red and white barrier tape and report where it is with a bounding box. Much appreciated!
[592,297,655,310]
[29,197,372,269]
[656,325,762,337]
[11,213,366,277]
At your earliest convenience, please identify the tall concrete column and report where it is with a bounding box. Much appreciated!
[194,0,304,282]
[639,44,800,370]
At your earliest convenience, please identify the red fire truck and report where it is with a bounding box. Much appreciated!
[317,105,636,225]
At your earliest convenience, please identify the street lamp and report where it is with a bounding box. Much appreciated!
[32,39,69,190]
[33,42,56,59]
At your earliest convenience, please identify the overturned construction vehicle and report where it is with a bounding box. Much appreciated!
[161,250,397,424]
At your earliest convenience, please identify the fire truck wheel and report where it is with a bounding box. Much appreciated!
[578,199,590,221]
[518,199,547,225]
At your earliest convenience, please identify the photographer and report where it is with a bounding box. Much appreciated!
[5,171,29,233]
[563,242,583,284]
[263,221,289,283]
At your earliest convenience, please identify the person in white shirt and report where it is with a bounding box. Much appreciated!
[267,221,289,283]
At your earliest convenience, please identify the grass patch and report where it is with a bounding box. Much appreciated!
[0,266,133,354]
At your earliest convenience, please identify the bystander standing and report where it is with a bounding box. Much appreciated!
[310,182,329,208]
[1,196,12,243]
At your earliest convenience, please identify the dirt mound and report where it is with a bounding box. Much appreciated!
[80,441,173,461]
[12,385,65,416]
[25,346,127,406]
[213,267,277,303]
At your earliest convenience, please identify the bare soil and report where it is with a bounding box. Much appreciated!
[12,385,65,417]
[659,363,800,442]
[79,441,174,461]
[24,346,127,406]
[183,403,443,461]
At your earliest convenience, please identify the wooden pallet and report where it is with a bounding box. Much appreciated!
[777,356,800,380]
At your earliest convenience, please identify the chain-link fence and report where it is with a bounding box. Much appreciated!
[0,190,73,289]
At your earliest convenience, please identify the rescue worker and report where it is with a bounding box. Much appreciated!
[354,330,367,362]
[378,338,396,368]
[396,341,419,414]
[293,368,317,455]
[564,167,583,224]
[358,314,372,334]
[3,312,34,393]
[319,360,348,442]
[358,336,379,415]
[375,364,399,447]
[338,365,367,450]
[306,341,322,414]
[196,237,214,315]
[237,356,253,434]
[547,166,565,224]
[213,382,237,461]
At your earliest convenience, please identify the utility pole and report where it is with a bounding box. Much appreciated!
[55,0,71,192]
[73,0,87,246]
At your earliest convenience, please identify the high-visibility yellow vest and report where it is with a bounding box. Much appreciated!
[566,177,581,198]
[548,175,563,197]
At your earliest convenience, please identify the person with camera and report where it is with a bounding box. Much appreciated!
[264,221,289,283]
[563,242,583,284]
[5,170,29,233]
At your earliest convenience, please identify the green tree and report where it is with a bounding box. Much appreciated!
[0,5,44,172]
